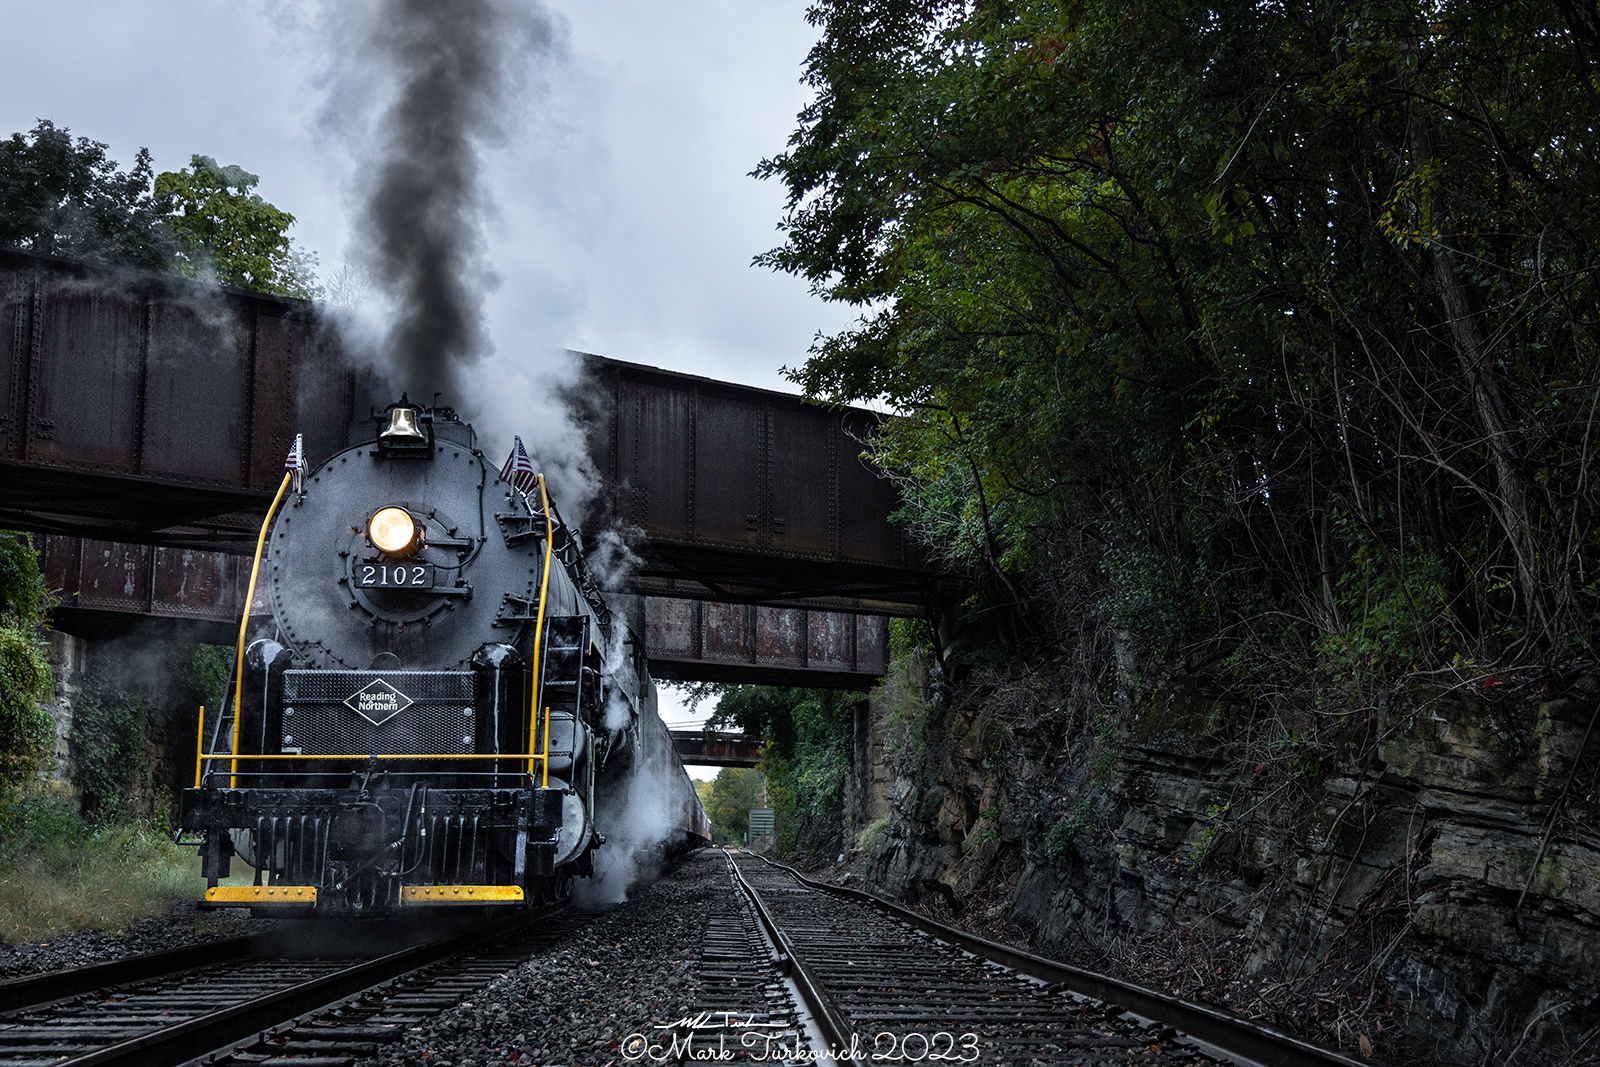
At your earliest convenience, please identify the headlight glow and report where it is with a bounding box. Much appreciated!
[368,507,418,555]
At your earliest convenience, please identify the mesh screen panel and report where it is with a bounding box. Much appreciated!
[282,670,477,755]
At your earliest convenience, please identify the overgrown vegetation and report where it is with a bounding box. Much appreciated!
[68,678,149,824]
[1,120,319,297]
[759,1,1600,703]
[0,532,53,798]
[70,641,232,826]
[0,790,204,944]
[695,767,766,845]
[696,685,864,854]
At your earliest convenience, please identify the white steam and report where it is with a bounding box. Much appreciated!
[572,675,696,908]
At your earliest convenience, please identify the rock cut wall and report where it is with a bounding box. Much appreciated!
[852,665,1600,1065]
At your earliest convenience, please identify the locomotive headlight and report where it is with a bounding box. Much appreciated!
[368,507,419,555]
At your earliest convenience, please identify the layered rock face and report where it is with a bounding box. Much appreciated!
[854,667,1600,1065]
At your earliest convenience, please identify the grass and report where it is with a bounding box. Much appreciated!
[0,789,208,945]
[855,815,891,853]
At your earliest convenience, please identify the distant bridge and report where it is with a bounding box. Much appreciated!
[669,729,762,768]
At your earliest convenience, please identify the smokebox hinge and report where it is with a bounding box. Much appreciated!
[496,512,540,547]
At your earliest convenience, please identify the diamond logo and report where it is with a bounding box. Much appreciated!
[345,679,413,726]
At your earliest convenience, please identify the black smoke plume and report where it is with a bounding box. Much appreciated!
[354,0,552,403]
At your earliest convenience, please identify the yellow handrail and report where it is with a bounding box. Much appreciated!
[203,752,552,761]
[194,705,205,788]
[542,706,551,788]
[232,470,294,787]
[195,750,551,787]
[527,475,555,776]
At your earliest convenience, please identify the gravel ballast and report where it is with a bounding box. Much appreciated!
[0,899,271,980]
[360,849,756,1067]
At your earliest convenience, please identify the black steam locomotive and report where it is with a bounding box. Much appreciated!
[179,399,710,914]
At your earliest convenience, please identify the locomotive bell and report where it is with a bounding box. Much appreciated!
[381,406,424,442]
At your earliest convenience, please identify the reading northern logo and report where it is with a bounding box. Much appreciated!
[345,679,413,726]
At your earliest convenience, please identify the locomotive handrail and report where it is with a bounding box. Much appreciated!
[194,705,206,788]
[230,468,294,788]
[201,752,554,761]
[195,750,555,789]
[528,474,555,779]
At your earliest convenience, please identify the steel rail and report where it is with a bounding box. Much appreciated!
[0,933,272,1015]
[721,851,855,1057]
[40,901,566,1067]
[749,853,1373,1067]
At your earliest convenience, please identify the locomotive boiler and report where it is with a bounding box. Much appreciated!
[179,399,710,914]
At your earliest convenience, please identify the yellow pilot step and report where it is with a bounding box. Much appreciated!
[401,885,525,904]
[206,885,318,905]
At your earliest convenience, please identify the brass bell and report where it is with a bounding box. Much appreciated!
[381,406,426,443]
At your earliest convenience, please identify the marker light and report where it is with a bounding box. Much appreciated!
[368,507,419,555]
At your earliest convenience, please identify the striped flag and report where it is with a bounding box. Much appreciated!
[499,435,539,497]
[285,433,307,494]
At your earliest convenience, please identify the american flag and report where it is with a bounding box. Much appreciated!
[499,435,539,497]
[284,433,307,494]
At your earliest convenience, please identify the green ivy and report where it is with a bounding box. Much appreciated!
[69,677,148,823]
[0,628,52,793]
[0,532,53,796]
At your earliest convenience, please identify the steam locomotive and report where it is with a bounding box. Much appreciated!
[179,399,710,914]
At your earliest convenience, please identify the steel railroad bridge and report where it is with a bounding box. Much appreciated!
[0,248,945,696]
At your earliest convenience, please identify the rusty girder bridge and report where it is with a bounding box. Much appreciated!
[1,248,942,687]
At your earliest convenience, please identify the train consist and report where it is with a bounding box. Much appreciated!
[179,399,710,914]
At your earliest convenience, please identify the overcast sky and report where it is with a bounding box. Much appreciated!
[0,0,853,396]
[3,1,849,750]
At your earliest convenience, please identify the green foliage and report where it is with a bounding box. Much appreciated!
[0,790,205,944]
[0,120,176,270]
[0,533,52,797]
[0,629,51,794]
[1315,518,1451,674]
[185,645,233,713]
[707,686,861,850]
[1186,801,1231,871]
[700,767,765,845]
[69,676,148,824]
[1042,794,1094,863]
[759,0,1600,682]
[155,156,319,298]
[0,532,50,628]
[856,814,891,852]
[0,120,319,298]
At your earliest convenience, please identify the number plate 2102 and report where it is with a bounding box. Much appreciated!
[354,562,435,589]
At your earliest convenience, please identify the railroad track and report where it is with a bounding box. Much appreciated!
[722,851,1371,1067]
[0,904,583,1067]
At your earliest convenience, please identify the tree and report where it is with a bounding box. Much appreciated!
[702,767,766,844]
[758,1,1600,678]
[155,155,320,298]
[706,685,859,848]
[0,121,319,298]
[0,120,176,270]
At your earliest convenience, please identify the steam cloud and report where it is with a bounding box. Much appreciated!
[350,0,554,404]
[573,675,695,908]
